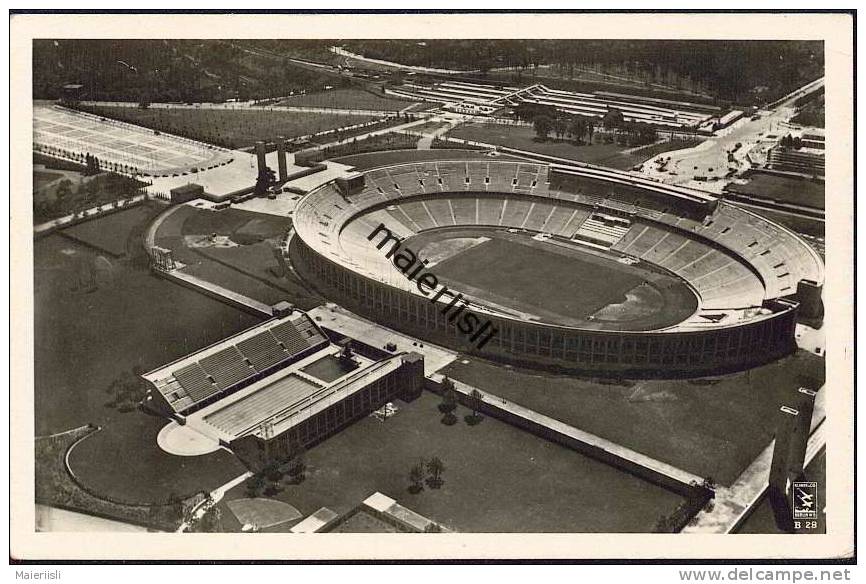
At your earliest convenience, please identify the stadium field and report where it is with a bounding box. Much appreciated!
[430,234,694,328]
[219,391,685,533]
[440,349,825,486]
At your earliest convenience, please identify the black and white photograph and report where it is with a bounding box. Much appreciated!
[8,9,856,565]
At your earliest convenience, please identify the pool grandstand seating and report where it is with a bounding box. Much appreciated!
[145,314,329,415]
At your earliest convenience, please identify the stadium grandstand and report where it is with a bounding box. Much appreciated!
[291,157,824,376]
[386,80,719,129]
[143,309,425,470]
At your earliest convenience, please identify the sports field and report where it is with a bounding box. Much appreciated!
[154,206,325,310]
[429,234,695,329]
[440,349,825,486]
[277,88,415,111]
[219,391,685,532]
[436,236,641,318]
[82,105,380,150]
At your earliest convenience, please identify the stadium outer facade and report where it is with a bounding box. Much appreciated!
[291,156,824,377]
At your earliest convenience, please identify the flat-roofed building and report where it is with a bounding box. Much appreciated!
[142,309,424,471]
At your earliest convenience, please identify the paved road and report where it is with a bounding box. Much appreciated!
[640,77,825,192]
[331,46,481,75]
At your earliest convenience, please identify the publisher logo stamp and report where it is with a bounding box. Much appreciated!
[792,481,818,520]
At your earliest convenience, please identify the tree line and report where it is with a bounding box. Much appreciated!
[515,102,658,148]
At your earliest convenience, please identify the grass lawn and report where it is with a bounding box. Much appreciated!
[154,206,324,310]
[33,171,146,224]
[35,427,206,530]
[447,122,702,170]
[83,105,379,150]
[221,391,685,533]
[440,350,825,487]
[277,88,415,111]
[34,170,64,189]
[725,172,825,210]
[60,204,160,256]
[435,237,643,319]
[35,230,260,502]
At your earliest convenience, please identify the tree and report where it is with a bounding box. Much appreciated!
[104,369,148,412]
[438,377,458,414]
[245,474,265,497]
[254,165,276,195]
[426,457,445,489]
[189,505,222,533]
[553,118,568,140]
[408,462,425,494]
[602,108,625,130]
[54,179,73,205]
[465,389,484,425]
[532,115,554,141]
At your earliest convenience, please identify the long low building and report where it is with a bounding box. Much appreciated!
[143,308,425,470]
[388,80,718,129]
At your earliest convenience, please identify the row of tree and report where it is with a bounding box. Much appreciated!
[343,40,823,105]
[778,133,806,150]
[521,103,658,148]
[438,378,484,426]
[408,457,446,493]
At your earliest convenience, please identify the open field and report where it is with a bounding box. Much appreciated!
[220,391,685,533]
[81,105,379,150]
[35,225,258,502]
[299,132,421,165]
[447,122,702,170]
[725,171,825,210]
[440,350,825,486]
[34,170,65,190]
[154,205,324,310]
[60,204,161,256]
[277,88,415,111]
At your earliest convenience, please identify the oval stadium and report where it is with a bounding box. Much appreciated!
[291,157,824,376]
